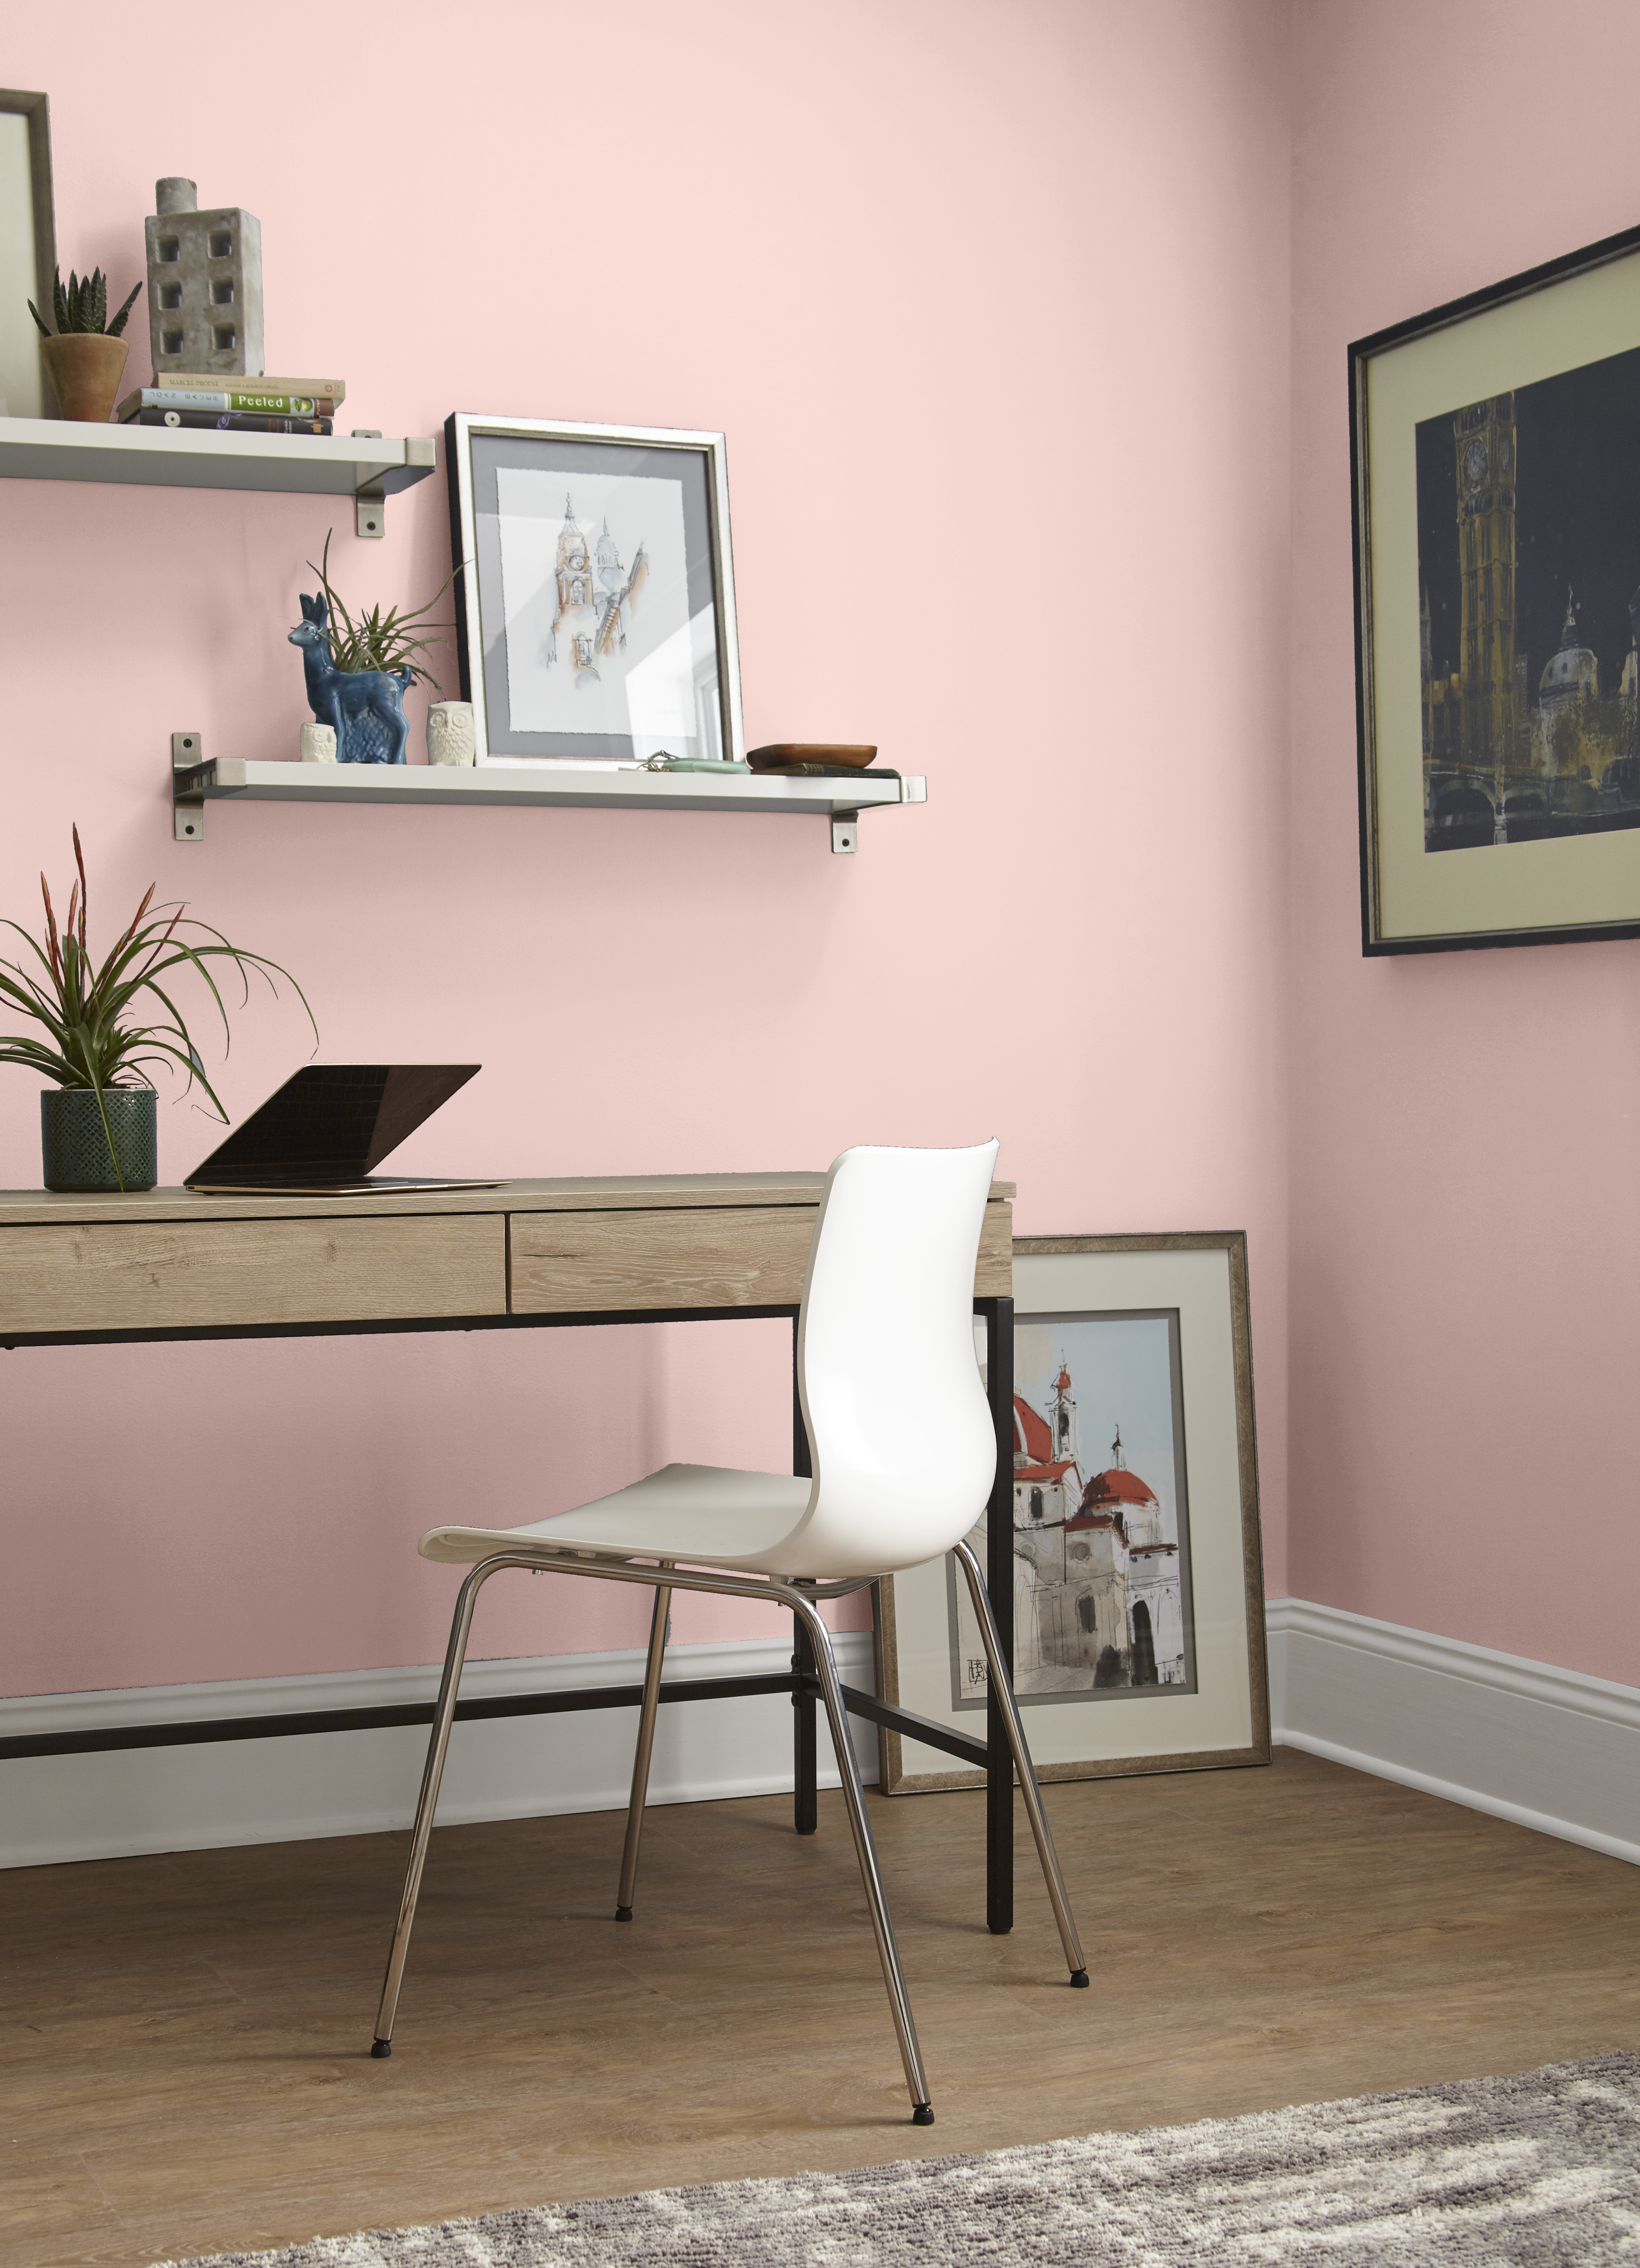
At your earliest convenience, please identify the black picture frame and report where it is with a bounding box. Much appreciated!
[1351,220,1640,954]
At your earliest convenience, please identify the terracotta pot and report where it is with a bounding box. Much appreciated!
[40,333,129,423]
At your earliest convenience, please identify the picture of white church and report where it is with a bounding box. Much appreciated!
[1007,1342,1191,1695]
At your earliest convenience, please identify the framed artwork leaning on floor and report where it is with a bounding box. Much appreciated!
[1352,220,1640,952]
[875,1233,1270,1793]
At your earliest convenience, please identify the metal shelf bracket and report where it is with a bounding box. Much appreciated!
[831,811,859,855]
[172,731,206,842]
[353,430,385,537]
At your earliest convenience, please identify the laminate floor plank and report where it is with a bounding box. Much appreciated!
[2,1750,1636,2268]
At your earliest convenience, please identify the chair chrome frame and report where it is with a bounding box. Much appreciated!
[372,1544,1086,2125]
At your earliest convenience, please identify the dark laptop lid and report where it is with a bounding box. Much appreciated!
[186,1065,480,1187]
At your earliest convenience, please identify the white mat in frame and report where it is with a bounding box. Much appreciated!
[877,1235,1270,1792]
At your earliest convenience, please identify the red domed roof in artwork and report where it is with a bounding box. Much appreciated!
[1013,1395,1053,1464]
[1081,1466,1159,1510]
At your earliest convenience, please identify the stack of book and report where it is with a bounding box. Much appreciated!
[115,374,347,436]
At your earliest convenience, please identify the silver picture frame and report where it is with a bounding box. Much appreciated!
[0,90,56,421]
[444,411,745,771]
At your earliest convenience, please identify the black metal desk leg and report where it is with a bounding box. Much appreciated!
[792,1317,818,1835]
[983,1295,1014,1933]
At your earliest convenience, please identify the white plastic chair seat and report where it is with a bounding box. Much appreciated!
[421,1462,812,1574]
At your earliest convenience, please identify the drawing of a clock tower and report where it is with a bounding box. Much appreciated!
[1452,395,1518,767]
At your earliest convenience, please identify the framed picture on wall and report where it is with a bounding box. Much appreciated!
[445,412,745,771]
[1352,220,1640,953]
[875,1233,1269,1794]
[0,90,56,421]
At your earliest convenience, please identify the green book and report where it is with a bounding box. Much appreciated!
[118,386,335,421]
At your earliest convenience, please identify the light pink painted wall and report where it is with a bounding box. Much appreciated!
[1289,0,1640,1685]
[0,1,1292,1698]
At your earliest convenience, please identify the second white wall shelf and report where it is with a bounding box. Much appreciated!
[170,743,925,854]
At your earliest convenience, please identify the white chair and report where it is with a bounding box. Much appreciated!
[370,1140,1086,2124]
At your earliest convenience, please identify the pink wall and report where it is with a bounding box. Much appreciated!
[1288,0,1640,1685]
[0,2,1293,1698]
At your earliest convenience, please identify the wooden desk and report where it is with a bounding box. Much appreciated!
[0,1174,1022,1931]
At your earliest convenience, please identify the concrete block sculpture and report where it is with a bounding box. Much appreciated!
[144,177,264,378]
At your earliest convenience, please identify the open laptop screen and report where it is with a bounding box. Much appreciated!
[186,1065,483,1190]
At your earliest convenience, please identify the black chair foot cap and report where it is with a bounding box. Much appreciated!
[370,2039,392,2059]
[615,1905,633,1922]
[1070,1969,1090,1989]
[911,2103,935,2126]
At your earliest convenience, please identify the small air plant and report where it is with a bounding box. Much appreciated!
[0,828,316,1188]
[28,265,143,339]
[307,531,465,689]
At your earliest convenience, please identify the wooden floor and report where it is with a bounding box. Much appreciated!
[3,1747,1637,2267]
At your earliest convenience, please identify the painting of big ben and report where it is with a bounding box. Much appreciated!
[1352,227,1640,952]
[1416,346,1640,853]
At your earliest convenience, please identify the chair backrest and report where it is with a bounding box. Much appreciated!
[779,1140,1000,1580]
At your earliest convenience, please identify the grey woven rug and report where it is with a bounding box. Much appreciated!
[159,2053,1640,2267]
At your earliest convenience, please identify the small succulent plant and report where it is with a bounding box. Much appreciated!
[28,266,143,339]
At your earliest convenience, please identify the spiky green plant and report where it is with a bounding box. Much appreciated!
[0,828,317,1190]
[307,531,464,688]
[28,266,143,339]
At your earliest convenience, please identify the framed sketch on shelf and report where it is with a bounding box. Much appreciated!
[1353,221,1640,953]
[876,1233,1269,1794]
[0,90,55,421]
[445,412,744,771]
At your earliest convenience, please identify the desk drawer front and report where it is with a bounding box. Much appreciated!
[510,1206,813,1314]
[0,1215,506,1335]
[509,1198,1013,1315]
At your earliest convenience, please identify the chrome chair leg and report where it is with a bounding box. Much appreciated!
[792,1593,935,2125]
[952,1536,1089,1987]
[615,1569,673,1920]
[371,1554,508,2055]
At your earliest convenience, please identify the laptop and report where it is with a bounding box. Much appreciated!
[185,1064,501,1195]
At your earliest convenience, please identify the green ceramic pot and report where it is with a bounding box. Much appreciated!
[40,1086,159,1192]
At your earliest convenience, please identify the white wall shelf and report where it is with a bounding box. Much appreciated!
[170,741,925,853]
[0,418,436,535]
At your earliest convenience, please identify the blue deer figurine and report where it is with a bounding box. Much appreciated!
[289,591,412,765]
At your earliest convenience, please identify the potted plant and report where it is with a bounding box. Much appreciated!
[27,266,144,423]
[291,534,463,765]
[0,828,315,1193]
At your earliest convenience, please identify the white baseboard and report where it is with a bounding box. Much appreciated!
[0,1631,877,1871]
[20,1602,1631,1876]
[1267,1598,1640,1867]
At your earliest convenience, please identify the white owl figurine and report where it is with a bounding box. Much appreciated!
[427,702,477,767]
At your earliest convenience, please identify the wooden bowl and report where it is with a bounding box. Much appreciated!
[746,743,877,771]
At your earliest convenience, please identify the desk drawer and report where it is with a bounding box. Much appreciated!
[509,1199,1013,1315]
[0,1215,506,1335]
[510,1206,813,1314]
